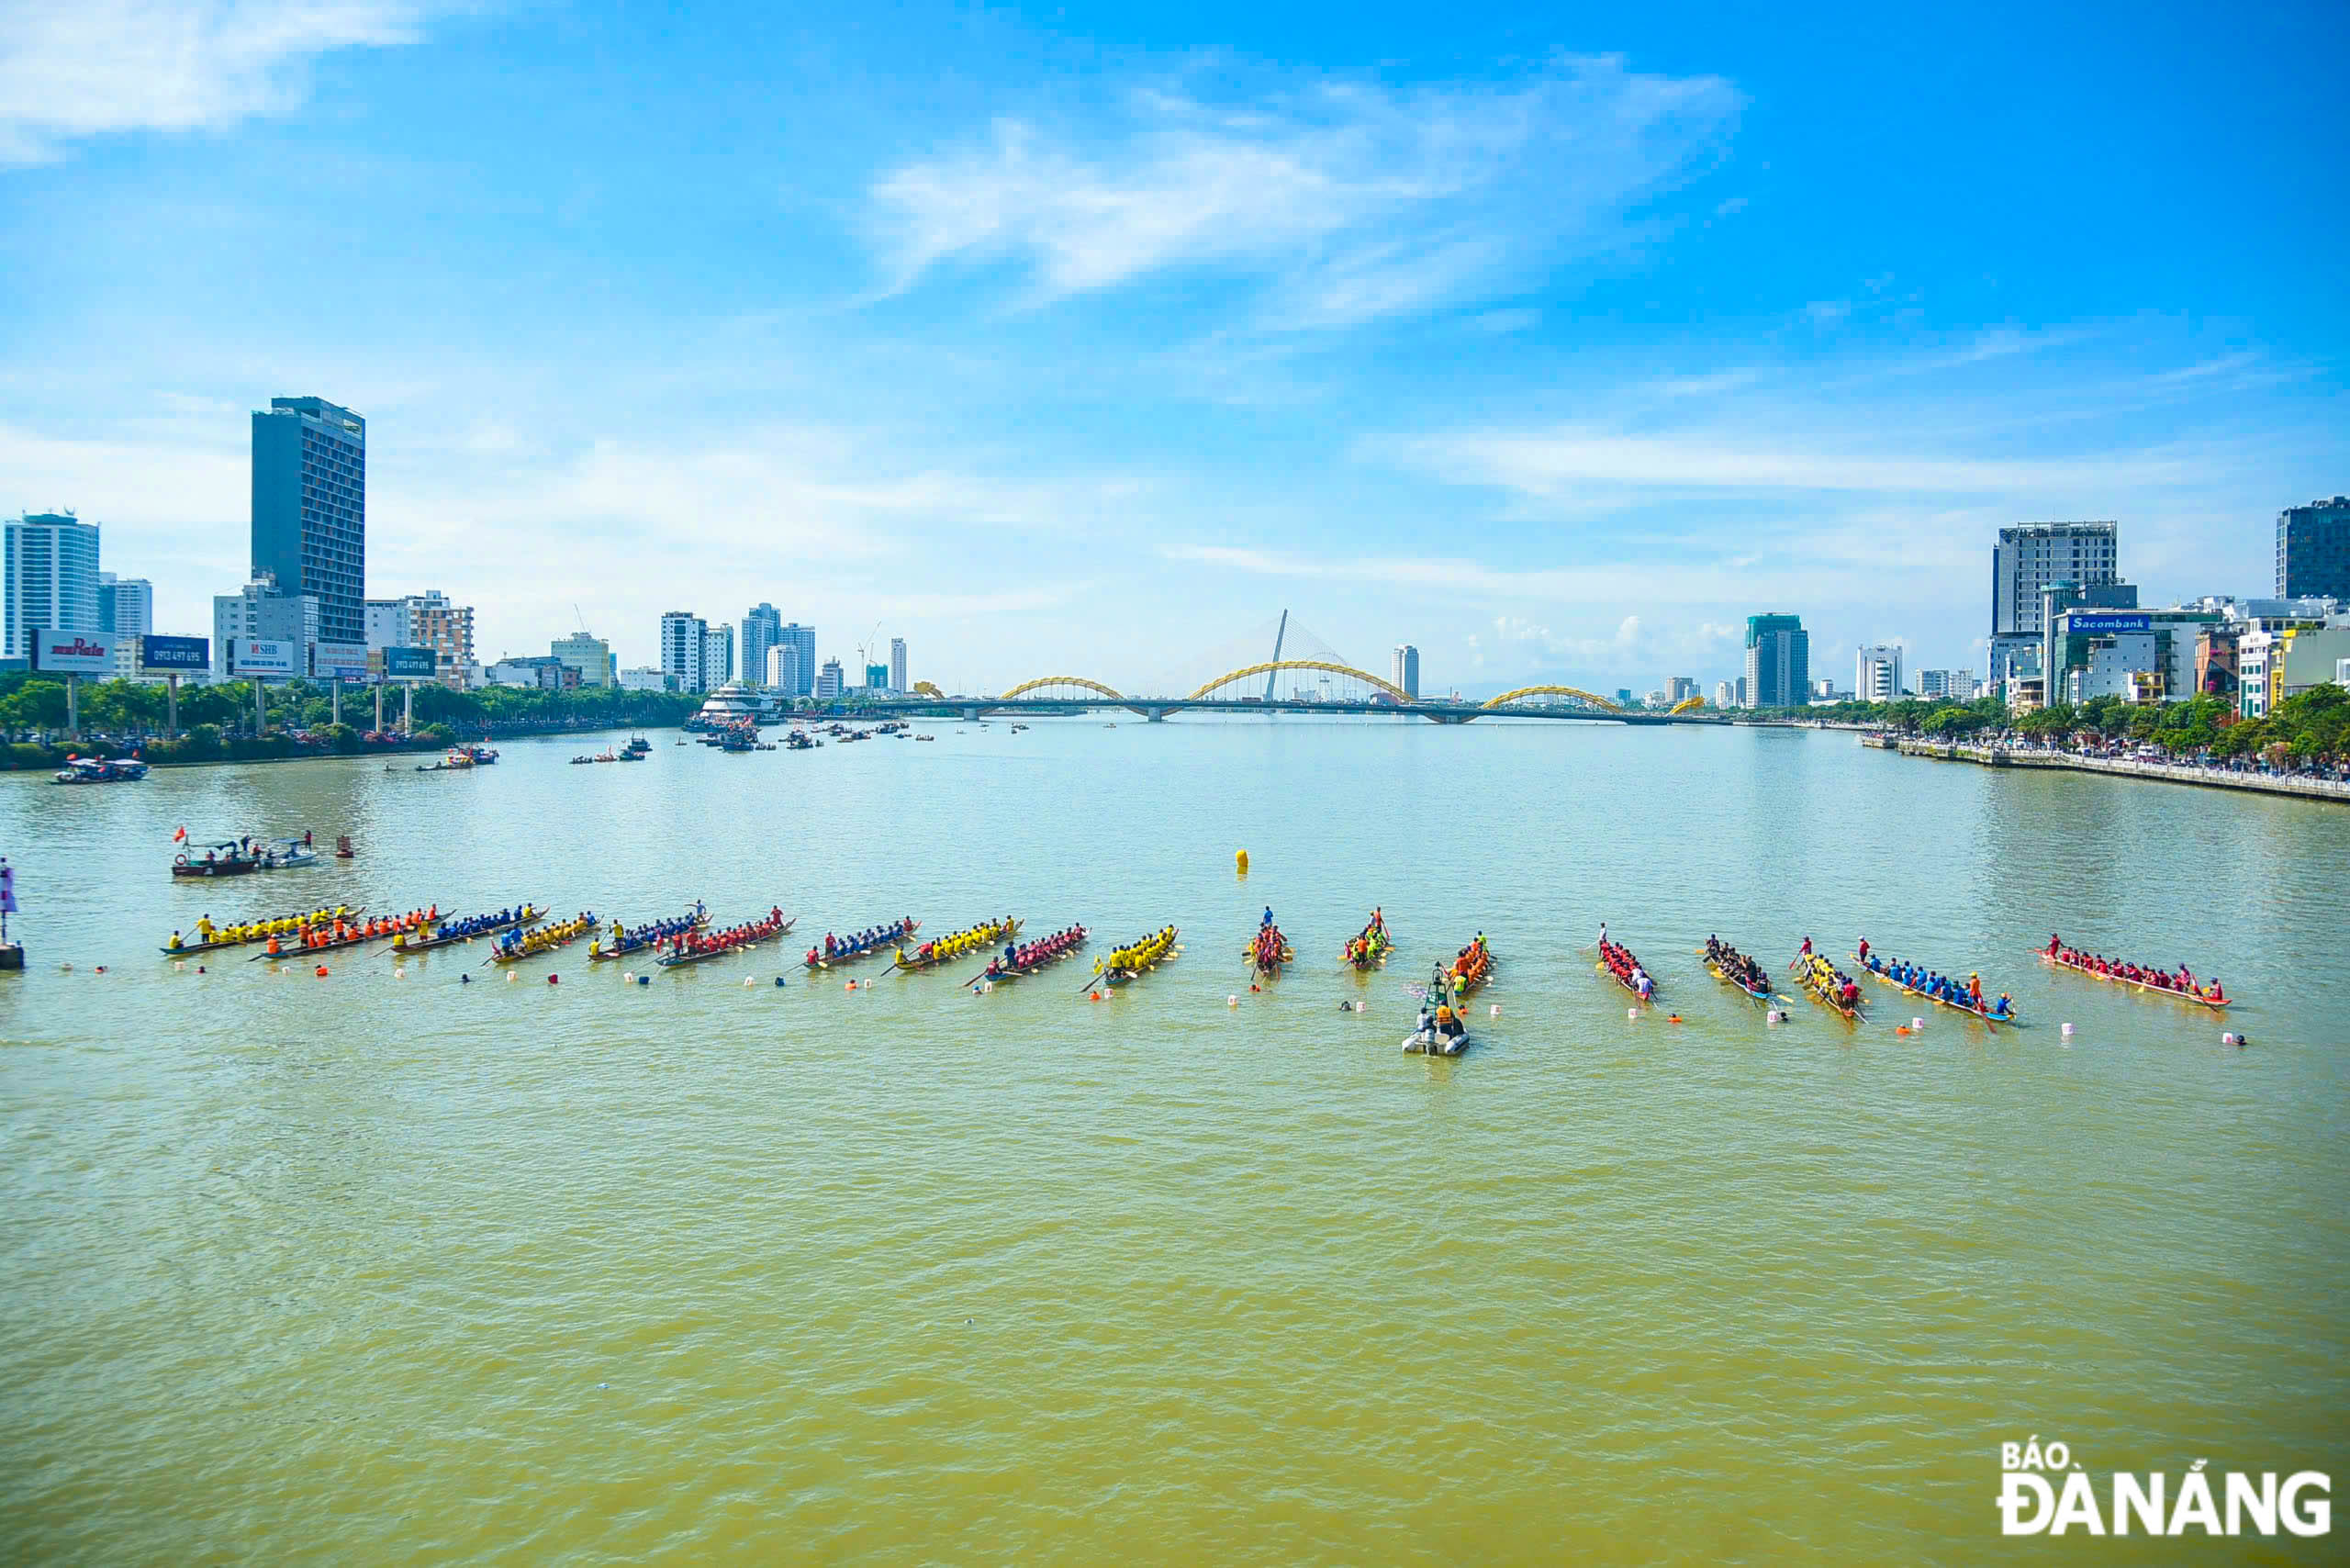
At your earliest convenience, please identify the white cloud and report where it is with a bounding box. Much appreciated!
[868,55,1742,326]
[1376,424,2199,498]
[0,0,421,164]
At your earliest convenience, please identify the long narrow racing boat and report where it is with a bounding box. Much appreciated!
[1342,911,1393,970]
[1854,954,2017,1027]
[2036,940,2231,1011]
[250,908,437,960]
[162,903,364,957]
[1703,936,1779,1005]
[804,917,919,969]
[388,904,543,956]
[658,911,796,969]
[489,912,599,964]
[1597,934,1655,1001]
[1792,949,1864,1021]
[1448,935,1493,993]
[968,924,1088,987]
[1095,925,1179,987]
[589,905,711,961]
[891,916,1021,973]
[1247,919,1292,977]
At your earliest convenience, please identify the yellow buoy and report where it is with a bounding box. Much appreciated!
[1235,848,1248,875]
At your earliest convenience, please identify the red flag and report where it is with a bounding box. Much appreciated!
[173,825,187,843]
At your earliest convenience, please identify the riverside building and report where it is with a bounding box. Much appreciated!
[5,510,102,659]
[1743,614,1808,708]
[251,397,366,647]
[2277,497,2350,600]
[1989,521,2119,696]
[1854,645,1903,702]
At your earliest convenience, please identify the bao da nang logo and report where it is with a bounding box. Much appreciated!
[1999,1437,2330,1537]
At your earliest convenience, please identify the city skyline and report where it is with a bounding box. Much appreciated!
[4,2,2346,694]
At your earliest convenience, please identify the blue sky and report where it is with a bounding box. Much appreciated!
[3,0,2344,695]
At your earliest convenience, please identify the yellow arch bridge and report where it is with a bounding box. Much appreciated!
[909,666,1714,723]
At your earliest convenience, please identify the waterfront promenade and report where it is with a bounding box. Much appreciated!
[1865,734,2350,802]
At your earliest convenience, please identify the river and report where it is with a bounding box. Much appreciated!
[3,719,2344,1562]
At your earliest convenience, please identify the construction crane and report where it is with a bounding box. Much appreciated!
[573,604,596,639]
[856,622,884,682]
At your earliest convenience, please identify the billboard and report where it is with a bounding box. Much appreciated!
[28,630,114,675]
[140,633,210,673]
[313,642,373,681]
[229,638,297,677]
[2069,613,2153,636]
[383,645,440,680]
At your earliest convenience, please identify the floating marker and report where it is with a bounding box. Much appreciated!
[1227,994,1238,1007]
[2060,1022,2075,1036]
[314,965,329,978]
[2222,1031,2243,1046]
[1490,1003,1501,1017]
[548,973,559,985]
[1628,1007,1638,1019]
[775,976,787,988]
[508,971,518,982]
[743,976,755,987]
[637,974,650,986]
[1911,1016,1925,1031]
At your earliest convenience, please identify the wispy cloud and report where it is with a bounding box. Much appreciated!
[1374,424,2199,498]
[867,55,1743,327]
[0,0,422,165]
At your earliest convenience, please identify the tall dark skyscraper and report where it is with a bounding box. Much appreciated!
[252,397,365,646]
[2276,496,2350,600]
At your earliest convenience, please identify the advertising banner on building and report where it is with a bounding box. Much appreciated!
[312,642,373,681]
[28,630,115,675]
[383,645,439,680]
[229,638,297,677]
[140,634,210,673]
[2069,613,2153,636]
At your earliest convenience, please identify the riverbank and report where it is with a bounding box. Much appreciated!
[1863,734,2350,802]
[4,721,668,773]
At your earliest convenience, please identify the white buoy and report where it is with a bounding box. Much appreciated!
[1489,1003,1500,1017]
[1911,1016,1925,1031]
[507,970,518,982]
[621,971,632,982]
[2060,1022,2075,1036]
[394,968,406,980]
[1628,1007,1638,1019]
[1766,1008,1785,1023]
[1227,994,1238,1007]
[2222,1031,2242,1046]
[743,976,755,988]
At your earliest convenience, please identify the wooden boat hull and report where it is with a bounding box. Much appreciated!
[393,911,544,956]
[656,915,797,969]
[1707,961,1775,1003]
[1855,958,2015,1026]
[893,919,1023,972]
[590,914,711,960]
[2038,952,2228,1010]
[807,920,920,969]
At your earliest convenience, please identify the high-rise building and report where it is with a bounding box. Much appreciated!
[2277,497,2350,600]
[1854,644,1903,702]
[1714,679,1734,709]
[765,643,800,694]
[1664,676,1696,704]
[660,611,708,691]
[864,661,889,690]
[5,511,102,659]
[815,657,845,700]
[741,604,782,688]
[1990,521,2118,687]
[703,622,734,688]
[1614,688,1634,709]
[1392,644,1420,699]
[776,622,816,698]
[1743,614,1809,709]
[212,572,317,678]
[99,572,154,678]
[550,632,613,687]
[890,636,908,694]
[252,397,365,647]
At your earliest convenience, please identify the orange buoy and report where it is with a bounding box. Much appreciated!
[314,965,329,977]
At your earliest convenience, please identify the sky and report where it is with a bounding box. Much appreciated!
[2,0,2344,697]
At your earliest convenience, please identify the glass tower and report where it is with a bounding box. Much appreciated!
[252,398,366,646]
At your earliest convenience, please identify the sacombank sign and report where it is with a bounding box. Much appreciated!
[29,630,116,675]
